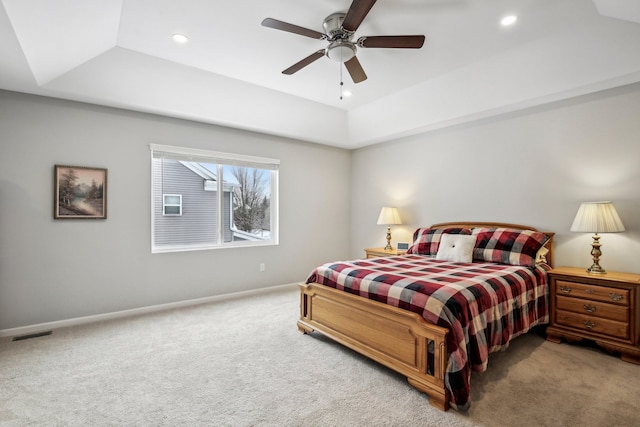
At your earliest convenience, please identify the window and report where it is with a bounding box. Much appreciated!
[150,144,279,253]
[163,194,182,216]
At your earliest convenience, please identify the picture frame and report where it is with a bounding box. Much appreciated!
[54,165,107,219]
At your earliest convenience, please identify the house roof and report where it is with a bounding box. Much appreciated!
[177,161,237,193]
[1,0,639,149]
[180,162,217,182]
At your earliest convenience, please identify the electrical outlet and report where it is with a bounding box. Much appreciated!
[260,263,265,272]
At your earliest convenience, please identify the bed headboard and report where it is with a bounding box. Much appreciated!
[429,221,555,268]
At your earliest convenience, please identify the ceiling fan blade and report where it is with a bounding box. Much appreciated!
[358,35,425,49]
[282,50,326,75]
[344,56,367,83]
[342,0,377,33]
[261,18,326,39]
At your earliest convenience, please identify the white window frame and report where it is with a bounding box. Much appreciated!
[150,144,279,253]
[162,194,182,216]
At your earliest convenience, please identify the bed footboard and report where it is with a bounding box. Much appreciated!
[298,283,450,411]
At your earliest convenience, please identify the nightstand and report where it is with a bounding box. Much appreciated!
[546,266,640,364]
[364,247,407,259]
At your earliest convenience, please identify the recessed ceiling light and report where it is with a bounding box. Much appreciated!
[172,33,189,43]
[501,15,518,26]
[342,90,352,97]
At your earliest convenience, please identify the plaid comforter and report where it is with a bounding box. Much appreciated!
[305,255,550,410]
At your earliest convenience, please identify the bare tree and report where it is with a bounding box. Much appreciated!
[231,167,268,233]
[258,195,270,233]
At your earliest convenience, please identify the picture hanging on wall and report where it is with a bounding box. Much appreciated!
[54,165,107,219]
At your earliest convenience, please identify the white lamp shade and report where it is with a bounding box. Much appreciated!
[570,201,625,233]
[377,207,402,225]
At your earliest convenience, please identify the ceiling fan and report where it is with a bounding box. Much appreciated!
[261,0,425,84]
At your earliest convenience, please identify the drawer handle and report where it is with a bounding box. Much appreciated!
[583,320,596,329]
[583,304,596,313]
[609,293,624,302]
[559,286,572,294]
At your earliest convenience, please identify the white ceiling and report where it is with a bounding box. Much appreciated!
[1,0,640,149]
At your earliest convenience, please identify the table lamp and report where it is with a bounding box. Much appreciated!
[570,201,625,274]
[377,207,402,250]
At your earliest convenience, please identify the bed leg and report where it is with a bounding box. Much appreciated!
[407,378,450,411]
[427,394,450,411]
[429,396,450,411]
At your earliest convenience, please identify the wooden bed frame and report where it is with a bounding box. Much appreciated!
[297,222,555,411]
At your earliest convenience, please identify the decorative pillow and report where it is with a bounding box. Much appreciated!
[536,246,550,264]
[406,227,472,256]
[436,234,477,263]
[472,227,550,267]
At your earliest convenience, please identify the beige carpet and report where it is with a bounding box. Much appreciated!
[1,286,638,426]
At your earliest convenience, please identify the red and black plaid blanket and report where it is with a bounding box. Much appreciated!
[305,255,550,410]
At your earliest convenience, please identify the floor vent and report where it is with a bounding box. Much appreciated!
[12,331,52,341]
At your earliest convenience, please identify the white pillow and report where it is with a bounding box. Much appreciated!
[436,234,477,263]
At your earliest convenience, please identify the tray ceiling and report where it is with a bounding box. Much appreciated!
[1,0,640,148]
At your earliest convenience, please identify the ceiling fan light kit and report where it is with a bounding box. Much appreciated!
[261,0,425,84]
[327,41,356,62]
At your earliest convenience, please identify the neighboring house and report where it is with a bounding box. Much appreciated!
[152,159,261,247]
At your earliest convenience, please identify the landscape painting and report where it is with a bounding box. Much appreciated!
[54,165,107,219]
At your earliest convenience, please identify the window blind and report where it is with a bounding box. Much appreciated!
[149,144,279,170]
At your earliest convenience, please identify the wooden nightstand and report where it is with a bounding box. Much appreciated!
[364,247,407,259]
[546,266,640,364]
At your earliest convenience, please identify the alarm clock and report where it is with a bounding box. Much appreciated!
[396,242,410,251]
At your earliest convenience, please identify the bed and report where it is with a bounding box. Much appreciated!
[297,222,554,411]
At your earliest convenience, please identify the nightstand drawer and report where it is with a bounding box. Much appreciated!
[556,280,629,305]
[556,310,629,340]
[556,295,629,322]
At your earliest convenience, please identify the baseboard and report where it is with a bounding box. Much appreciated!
[0,283,298,339]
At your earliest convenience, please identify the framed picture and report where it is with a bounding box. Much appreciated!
[54,165,107,219]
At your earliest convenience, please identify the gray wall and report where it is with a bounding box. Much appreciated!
[0,90,351,330]
[351,83,640,273]
[3,82,640,331]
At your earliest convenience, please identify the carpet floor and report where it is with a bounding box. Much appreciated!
[1,286,638,426]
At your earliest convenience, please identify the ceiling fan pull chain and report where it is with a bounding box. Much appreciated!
[339,50,344,100]
[338,51,344,101]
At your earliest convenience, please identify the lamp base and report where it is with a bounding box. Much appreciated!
[384,226,392,251]
[586,233,606,274]
[586,264,606,274]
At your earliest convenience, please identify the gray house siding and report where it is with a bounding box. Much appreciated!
[153,159,225,246]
